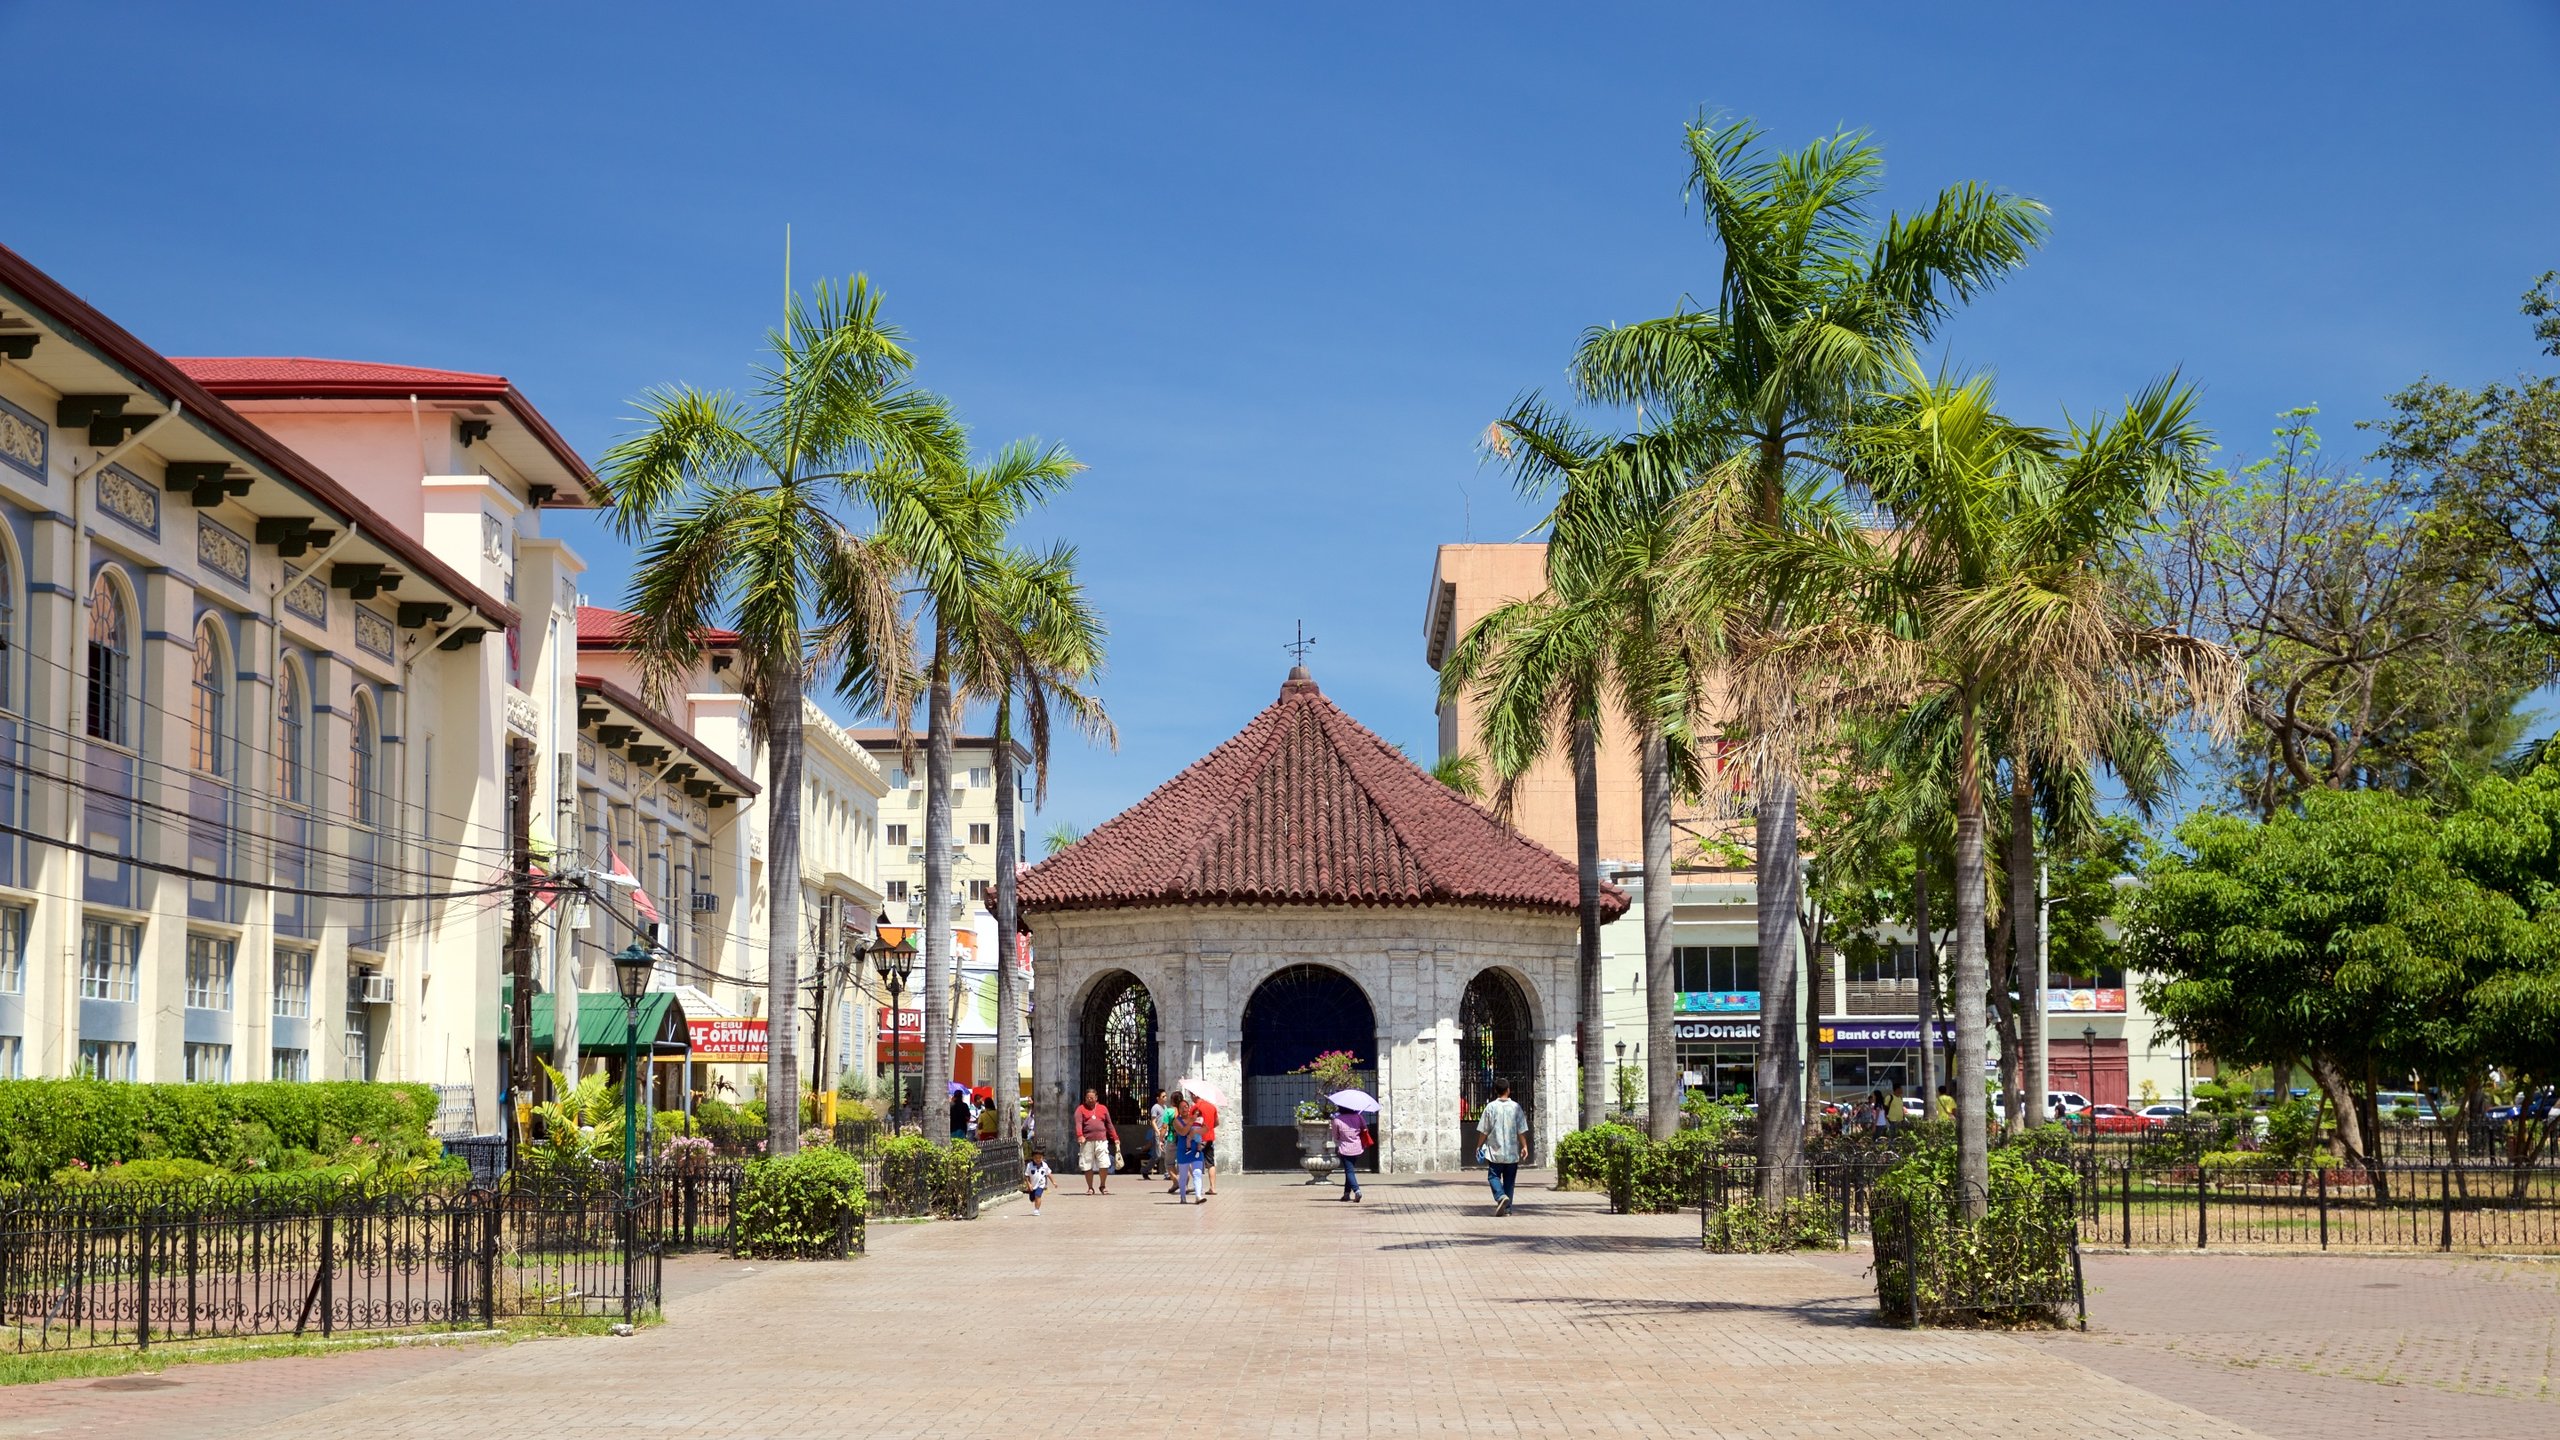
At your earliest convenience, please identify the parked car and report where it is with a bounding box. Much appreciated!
[2068,1104,2150,1134]
[2045,1090,2091,1118]
[1901,1096,1930,1119]
[2135,1103,2187,1126]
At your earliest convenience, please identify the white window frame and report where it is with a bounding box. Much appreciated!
[186,932,236,1011]
[183,1042,232,1084]
[80,918,140,1002]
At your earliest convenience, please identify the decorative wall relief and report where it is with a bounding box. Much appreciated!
[281,566,328,625]
[98,464,160,539]
[0,394,44,482]
[197,517,251,588]
[578,737,598,771]
[354,607,395,661]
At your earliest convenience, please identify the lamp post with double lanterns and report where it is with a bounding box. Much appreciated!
[610,940,658,1203]
[864,912,916,1131]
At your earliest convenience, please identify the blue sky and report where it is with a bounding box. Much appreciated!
[6,2,2556,832]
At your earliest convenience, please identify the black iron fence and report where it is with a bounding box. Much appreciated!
[2079,1158,2560,1252]
[1700,1154,1899,1249]
[1873,1180,2085,1329]
[0,1178,676,1354]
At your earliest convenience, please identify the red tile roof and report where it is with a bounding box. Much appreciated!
[1019,671,1624,918]
[170,356,507,394]
[577,605,740,649]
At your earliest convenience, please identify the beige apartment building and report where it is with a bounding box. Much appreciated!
[851,730,1033,1093]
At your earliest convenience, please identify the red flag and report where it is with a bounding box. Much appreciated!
[611,852,660,925]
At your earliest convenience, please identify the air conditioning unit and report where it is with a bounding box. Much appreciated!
[690,891,720,914]
[359,972,396,1006]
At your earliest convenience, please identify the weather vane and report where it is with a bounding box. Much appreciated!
[1284,620,1316,667]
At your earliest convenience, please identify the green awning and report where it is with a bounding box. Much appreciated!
[498,989,688,1056]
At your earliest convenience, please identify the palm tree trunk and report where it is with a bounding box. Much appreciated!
[921,626,955,1131]
[1754,760,1807,1200]
[2008,759,2045,1122]
[1641,724,1676,1140]
[1572,713,1605,1131]
[1951,695,1991,1216]
[1915,860,1938,1112]
[765,669,805,1157]
[992,698,1022,1139]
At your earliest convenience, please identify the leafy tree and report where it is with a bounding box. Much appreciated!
[603,278,960,1155]
[2129,788,2539,1167]
[2147,409,2539,814]
[2371,274,2560,652]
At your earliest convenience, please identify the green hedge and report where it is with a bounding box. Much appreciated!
[873,1135,978,1218]
[735,1147,869,1259]
[0,1079,439,1182]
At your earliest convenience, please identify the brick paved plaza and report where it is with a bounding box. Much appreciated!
[9,1172,2557,1440]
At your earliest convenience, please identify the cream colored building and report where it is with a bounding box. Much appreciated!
[0,245,536,1126]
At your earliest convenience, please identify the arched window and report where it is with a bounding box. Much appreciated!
[0,544,15,712]
[85,573,129,746]
[276,660,306,804]
[190,617,229,776]
[349,692,379,826]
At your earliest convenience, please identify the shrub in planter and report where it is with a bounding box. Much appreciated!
[1704,1194,1843,1253]
[1555,1123,1640,1191]
[735,1146,869,1258]
[1604,1126,1715,1214]
[1872,1137,2081,1327]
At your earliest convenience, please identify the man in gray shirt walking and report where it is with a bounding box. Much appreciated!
[1477,1082,1529,1217]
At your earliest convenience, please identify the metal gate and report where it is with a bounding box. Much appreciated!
[1459,968,1533,1167]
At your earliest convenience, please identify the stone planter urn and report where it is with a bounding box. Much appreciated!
[1296,1118,1337,1182]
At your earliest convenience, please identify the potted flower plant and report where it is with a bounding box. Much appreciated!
[1291,1050,1364,1180]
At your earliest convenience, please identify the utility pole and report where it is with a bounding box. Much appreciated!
[505,738,535,1163]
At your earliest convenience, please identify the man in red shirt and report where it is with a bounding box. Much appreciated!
[1186,1094,1219,1197]
[1073,1088,1116,1195]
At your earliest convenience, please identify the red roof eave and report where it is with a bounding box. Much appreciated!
[171,357,603,503]
[575,674,759,799]
[0,246,518,632]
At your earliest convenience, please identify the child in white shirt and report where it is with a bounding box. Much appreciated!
[1023,1151,1054,1213]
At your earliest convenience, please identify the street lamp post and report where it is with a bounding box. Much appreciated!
[611,940,657,1204]
[2081,1024,2099,1110]
[866,912,915,1132]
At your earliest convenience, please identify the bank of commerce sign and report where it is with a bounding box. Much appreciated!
[688,1017,767,1062]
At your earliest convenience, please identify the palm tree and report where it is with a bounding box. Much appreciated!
[1450,405,1699,1136]
[961,547,1112,1140]
[881,445,1081,1125]
[603,277,961,1156]
[1428,752,1486,799]
[1587,117,2048,1184]
[1438,573,1611,1131]
[1753,362,2236,1210]
[1040,822,1085,856]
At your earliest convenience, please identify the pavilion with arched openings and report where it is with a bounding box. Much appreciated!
[1020,667,1624,1172]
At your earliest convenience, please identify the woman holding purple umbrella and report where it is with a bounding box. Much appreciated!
[1330,1103,1367,1202]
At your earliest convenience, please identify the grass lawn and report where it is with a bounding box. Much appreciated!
[0,1313,635,1387]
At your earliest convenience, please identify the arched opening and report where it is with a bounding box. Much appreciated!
[1077,970,1159,1128]
[1240,964,1377,1171]
[190,616,229,776]
[1459,968,1535,1168]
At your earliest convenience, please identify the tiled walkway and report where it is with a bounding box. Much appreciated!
[17,1171,2543,1439]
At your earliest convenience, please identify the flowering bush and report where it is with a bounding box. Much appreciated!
[1293,1050,1364,1094]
